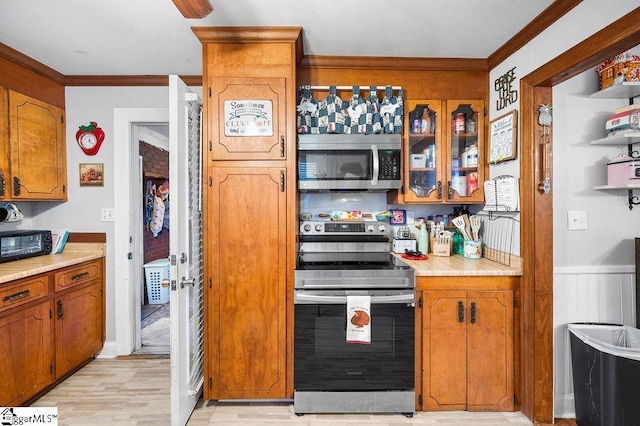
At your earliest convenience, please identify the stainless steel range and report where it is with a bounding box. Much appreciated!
[294,220,416,417]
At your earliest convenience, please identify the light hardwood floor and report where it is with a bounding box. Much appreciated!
[32,358,539,425]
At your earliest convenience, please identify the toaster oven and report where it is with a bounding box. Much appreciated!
[0,230,53,263]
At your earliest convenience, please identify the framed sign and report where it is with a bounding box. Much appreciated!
[488,110,517,164]
[224,99,273,137]
[79,163,104,187]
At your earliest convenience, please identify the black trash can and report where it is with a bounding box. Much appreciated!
[568,323,640,426]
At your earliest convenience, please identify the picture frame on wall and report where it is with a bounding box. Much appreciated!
[79,163,104,187]
[488,110,517,164]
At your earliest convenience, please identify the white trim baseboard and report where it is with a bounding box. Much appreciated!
[96,341,119,359]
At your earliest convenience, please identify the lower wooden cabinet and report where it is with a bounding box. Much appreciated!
[421,289,514,411]
[0,258,105,406]
[55,281,104,379]
[0,301,54,406]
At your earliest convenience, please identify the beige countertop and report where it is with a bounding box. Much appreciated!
[394,252,522,276]
[0,243,106,284]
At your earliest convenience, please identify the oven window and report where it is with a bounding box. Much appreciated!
[298,150,372,181]
[294,303,414,391]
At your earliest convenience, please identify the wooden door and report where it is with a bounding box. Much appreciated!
[466,290,514,411]
[0,301,53,406]
[55,282,103,378]
[9,90,66,200]
[422,290,467,410]
[207,165,287,399]
[209,78,286,161]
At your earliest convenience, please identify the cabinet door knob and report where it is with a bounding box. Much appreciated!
[470,302,477,324]
[437,181,443,199]
[458,300,464,323]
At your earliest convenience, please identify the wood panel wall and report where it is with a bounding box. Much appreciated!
[297,57,488,102]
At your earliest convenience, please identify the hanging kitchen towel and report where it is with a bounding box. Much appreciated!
[346,295,371,344]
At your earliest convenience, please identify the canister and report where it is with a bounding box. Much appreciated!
[454,113,465,134]
[463,239,482,259]
[466,145,478,166]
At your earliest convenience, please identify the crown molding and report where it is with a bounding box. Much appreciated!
[487,0,583,69]
[0,42,65,85]
[63,75,202,87]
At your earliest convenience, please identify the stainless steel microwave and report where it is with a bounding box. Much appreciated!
[297,134,402,191]
[0,230,53,263]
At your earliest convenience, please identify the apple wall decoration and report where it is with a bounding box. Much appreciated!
[75,122,105,156]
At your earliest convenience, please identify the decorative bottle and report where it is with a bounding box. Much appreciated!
[417,223,429,254]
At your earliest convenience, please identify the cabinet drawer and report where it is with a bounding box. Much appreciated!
[54,260,102,292]
[0,276,49,313]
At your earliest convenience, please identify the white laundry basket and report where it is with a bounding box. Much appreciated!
[143,258,170,304]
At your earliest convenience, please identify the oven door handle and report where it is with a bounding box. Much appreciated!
[295,293,415,305]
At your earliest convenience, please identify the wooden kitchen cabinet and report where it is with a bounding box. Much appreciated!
[420,288,514,411]
[392,99,485,204]
[209,77,287,161]
[207,165,287,398]
[2,89,67,200]
[55,280,104,378]
[0,257,105,406]
[195,27,301,400]
[0,301,54,406]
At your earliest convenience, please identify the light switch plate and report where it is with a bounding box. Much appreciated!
[567,210,588,230]
[101,208,114,222]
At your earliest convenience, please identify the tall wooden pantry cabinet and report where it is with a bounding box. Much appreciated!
[194,27,301,400]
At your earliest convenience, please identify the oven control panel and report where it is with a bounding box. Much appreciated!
[300,221,388,235]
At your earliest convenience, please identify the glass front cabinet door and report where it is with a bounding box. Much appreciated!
[445,100,484,203]
[401,100,484,204]
[404,100,444,203]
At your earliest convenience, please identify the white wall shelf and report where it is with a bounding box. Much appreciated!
[590,131,640,145]
[594,184,640,190]
[589,82,640,99]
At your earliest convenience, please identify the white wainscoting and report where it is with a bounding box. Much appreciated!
[553,265,636,419]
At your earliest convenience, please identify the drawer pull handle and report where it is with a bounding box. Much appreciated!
[3,289,30,303]
[71,271,90,281]
[458,300,464,323]
[470,302,477,324]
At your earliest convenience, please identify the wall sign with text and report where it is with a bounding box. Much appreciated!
[224,100,273,137]
[495,67,518,111]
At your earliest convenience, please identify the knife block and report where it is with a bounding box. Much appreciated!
[430,237,451,257]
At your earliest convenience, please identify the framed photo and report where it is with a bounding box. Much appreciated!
[488,110,517,164]
[79,163,104,187]
[390,209,406,225]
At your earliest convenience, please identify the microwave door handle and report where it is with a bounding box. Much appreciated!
[371,144,379,185]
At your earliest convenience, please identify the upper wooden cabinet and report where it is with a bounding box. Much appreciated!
[209,77,287,160]
[394,99,484,204]
[2,89,67,201]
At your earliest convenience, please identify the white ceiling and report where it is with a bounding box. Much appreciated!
[0,0,556,76]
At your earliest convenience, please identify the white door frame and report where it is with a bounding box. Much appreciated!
[113,108,169,356]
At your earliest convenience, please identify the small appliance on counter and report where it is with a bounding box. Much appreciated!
[0,230,53,263]
[392,226,416,253]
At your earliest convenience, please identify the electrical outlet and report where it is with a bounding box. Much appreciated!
[567,210,588,231]
[101,208,114,222]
